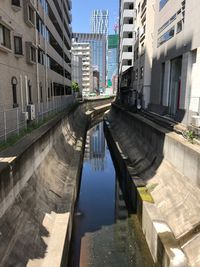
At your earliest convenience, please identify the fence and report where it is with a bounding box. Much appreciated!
[0,95,75,143]
[190,96,200,115]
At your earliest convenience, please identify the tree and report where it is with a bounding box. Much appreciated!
[72,81,79,93]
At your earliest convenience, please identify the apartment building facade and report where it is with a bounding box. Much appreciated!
[0,0,72,113]
[149,0,200,125]
[108,34,119,91]
[71,41,93,96]
[73,33,107,91]
[132,0,155,108]
[119,0,135,74]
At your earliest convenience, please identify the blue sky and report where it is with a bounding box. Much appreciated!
[72,0,119,34]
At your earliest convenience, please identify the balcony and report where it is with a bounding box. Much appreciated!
[122,0,134,4]
[123,9,136,19]
[122,65,131,72]
[122,51,133,60]
[122,38,134,46]
[123,24,134,33]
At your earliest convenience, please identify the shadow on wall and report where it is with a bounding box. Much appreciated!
[0,99,112,267]
[107,105,170,184]
[149,33,193,124]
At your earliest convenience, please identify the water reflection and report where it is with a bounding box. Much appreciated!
[84,123,106,171]
[67,122,154,267]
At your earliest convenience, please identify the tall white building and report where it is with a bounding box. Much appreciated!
[71,55,83,94]
[71,41,93,96]
[91,10,109,36]
[132,0,155,109]
[119,0,136,74]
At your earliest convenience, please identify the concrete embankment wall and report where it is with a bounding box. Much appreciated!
[105,104,200,267]
[0,99,112,267]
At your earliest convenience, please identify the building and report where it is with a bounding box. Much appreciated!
[0,0,72,135]
[93,69,100,94]
[149,0,200,125]
[108,35,119,93]
[91,10,109,36]
[132,0,155,109]
[73,33,107,92]
[71,41,93,96]
[119,0,136,74]
[112,74,118,94]
[71,54,83,94]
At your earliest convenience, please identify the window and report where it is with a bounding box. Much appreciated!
[140,66,144,79]
[177,20,183,33]
[38,48,44,64]
[141,42,145,55]
[11,77,18,107]
[128,46,132,52]
[159,0,169,10]
[28,80,32,104]
[128,32,133,38]
[128,18,133,24]
[31,46,36,62]
[158,26,175,47]
[158,13,176,34]
[138,3,140,13]
[0,23,11,50]
[24,3,35,27]
[48,87,51,99]
[26,42,37,64]
[28,6,35,25]
[12,0,21,7]
[14,36,23,55]
[127,60,132,66]
[40,82,43,102]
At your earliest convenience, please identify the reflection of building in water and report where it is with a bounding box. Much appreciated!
[115,177,128,222]
[84,123,106,171]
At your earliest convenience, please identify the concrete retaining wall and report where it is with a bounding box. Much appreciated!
[0,98,112,267]
[105,104,200,267]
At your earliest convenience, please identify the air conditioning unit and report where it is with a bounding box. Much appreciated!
[27,104,36,120]
[23,111,29,120]
[191,115,200,127]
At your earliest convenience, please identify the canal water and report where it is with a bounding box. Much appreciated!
[68,122,154,267]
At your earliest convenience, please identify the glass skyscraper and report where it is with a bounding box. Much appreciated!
[108,35,119,92]
[91,10,109,36]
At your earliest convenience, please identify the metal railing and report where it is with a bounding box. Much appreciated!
[0,95,74,143]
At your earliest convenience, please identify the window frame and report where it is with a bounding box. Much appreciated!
[0,23,12,52]
[11,76,18,108]
[14,35,23,56]
[11,0,22,11]
[26,42,37,64]
[24,2,35,27]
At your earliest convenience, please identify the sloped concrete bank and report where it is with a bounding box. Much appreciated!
[104,104,200,267]
[0,99,112,267]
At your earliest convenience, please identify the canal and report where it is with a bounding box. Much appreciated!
[68,122,154,267]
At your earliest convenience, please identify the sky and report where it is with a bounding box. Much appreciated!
[72,0,119,34]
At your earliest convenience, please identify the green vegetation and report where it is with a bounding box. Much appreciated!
[183,130,195,144]
[72,81,80,93]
